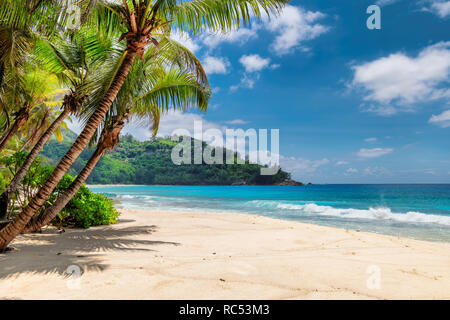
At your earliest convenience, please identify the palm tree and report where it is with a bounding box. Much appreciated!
[0,67,65,219]
[25,52,210,232]
[0,65,63,151]
[0,29,120,219]
[0,0,286,251]
[0,0,71,153]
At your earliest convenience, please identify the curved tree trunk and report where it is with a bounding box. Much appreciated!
[0,106,30,153]
[19,111,48,152]
[0,62,4,88]
[0,123,17,152]
[0,108,70,220]
[24,118,125,233]
[0,50,137,250]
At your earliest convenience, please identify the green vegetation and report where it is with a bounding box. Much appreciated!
[0,0,287,249]
[41,131,292,186]
[0,152,119,228]
[50,178,119,229]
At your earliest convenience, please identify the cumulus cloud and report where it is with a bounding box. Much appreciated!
[364,137,378,143]
[239,54,272,73]
[426,1,450,18]
[352,42,450,115]
[201,27,260,49]
[264,4,329,55]
[231,55,278,91]
[336,161,349,166]
[202,56,231,75]
[230,74,259,91]
[429,109,450,127]
[357,148,394,158]
[198,4,328,56]
[170,30,201,53]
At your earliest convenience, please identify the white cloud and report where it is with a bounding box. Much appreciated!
[428,1,450,18]
[429,109,450,127]
[230,74,259,91]
[364,137,378,143]
[357,148,394,158]
[239,54,271,73]
[170,31,201,53]
[201,27,260,49]
[122,110,226,141]
[280,156,330,175]
[231,55,278,91]
[352,42,450,115]
[202,56,230,75]
[229,85,240,92]
[270,64,281,70]
[346,168,359,174]
[336,161,349,166]
[376,0,400,6]
[364,166,391,176]
[264,4,329,55]
[199,4,328,55]
[224,119,249,125]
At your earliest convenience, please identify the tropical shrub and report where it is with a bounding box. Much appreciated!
[0,152,119,228]
[52,179,120,229]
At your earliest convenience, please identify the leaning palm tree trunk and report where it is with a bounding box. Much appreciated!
[0,62,4,88]
[0,107,71,220]
[0,107,30,153]
[24,118,125,233]
[0,49,138,250]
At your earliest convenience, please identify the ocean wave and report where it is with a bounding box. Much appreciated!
[247,200,450,227]
[116,194,136,199]
[114,194,157,203]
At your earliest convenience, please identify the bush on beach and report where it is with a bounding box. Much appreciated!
[0,152,119,228]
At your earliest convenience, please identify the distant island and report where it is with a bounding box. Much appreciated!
[41,130,302,186]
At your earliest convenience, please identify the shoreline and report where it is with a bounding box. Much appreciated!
[1,208,450,299]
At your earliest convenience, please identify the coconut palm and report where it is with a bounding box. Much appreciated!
[0,0,286,252]
[0,67,66,219]
[0,66,64,151]
[0,28,121,220]
[25,48,210,232]
[0,0,74,152]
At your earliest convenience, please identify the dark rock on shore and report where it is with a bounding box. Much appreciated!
[231,180,247,186]
[275,179,304,186]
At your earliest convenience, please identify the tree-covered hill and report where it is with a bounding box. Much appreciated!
[41,130,299,186]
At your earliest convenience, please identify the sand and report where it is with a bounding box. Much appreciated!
[1,209,449,300]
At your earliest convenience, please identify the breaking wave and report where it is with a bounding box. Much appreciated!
[247,200,450,227]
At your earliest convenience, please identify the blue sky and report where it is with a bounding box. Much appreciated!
[75,0,450,183]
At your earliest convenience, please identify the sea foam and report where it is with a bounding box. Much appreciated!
[248,200,450,227]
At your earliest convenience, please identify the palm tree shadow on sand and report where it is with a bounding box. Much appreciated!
[0,219,179,280]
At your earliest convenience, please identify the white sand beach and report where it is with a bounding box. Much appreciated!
[1,209,450,300]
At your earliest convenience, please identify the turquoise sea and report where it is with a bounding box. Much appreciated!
[89,185,450,243]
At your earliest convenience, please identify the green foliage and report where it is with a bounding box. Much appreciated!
[42,131,292,186]
[0,152,51,216]
[53,183,120,229]
[0,151,119,228]
[0,172,6,193]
